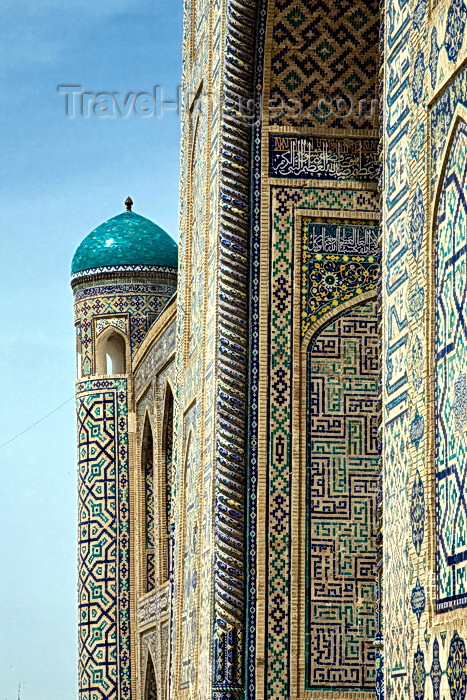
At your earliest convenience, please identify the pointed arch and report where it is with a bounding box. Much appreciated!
[142,414,155,592]
[96,326,127,375]
[302,296,380,690]
[161,383,174,581]
[433,115,467,611]
[144,651,157,700]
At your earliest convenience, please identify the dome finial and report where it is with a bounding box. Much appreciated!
[125,196,133,212]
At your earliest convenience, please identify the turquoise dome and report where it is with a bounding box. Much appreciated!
[71,211,178,275]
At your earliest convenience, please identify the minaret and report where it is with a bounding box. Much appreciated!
[71,200,177,700]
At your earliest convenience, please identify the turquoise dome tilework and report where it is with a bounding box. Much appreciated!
[71,211,178,274]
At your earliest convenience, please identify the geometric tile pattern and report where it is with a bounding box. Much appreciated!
[76,377,131,700]
[74,283,176,375]
[307,301,379,689]
[262,184,379,698]
[431,64,467,191]
[245,5,268,698]
[383,0,420,693]
[267,0,379,129]
[435,119,467,611]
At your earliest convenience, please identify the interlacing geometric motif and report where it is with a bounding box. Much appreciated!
[268,0,379,129]
[76,378,131,700]
[265,186,379,698]
[307,301,379,689]
[435,120,467,611]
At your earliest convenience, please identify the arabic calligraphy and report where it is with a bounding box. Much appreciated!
[306,220,379,255]
[269,135,379,181]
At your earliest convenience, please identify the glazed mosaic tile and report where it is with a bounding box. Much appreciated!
[307,301,379,690]
[269,135,379,181]
[68,0,467,698]
[180,411,200,690]
[143,420,155,592]
[435,119,467,611]
[267,0,379,129]
[71,211,178,276]
[76,378,131,700]
[75,283,176,374]
[302,217,380,336]
[261,179,379,697]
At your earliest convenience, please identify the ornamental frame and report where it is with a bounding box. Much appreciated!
[292,203,380,698]
[429,101,467,633]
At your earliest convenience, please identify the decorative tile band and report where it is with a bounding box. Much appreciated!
[74,283,176,303]
[137,587,170,628]
[246,1,268,697]
[76,377,131,700]
[435,119,467,611]
[74,285,175,373]
[269,135,379,181]
[71,263,177,283]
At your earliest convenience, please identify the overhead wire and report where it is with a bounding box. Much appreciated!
[0,397,74,450]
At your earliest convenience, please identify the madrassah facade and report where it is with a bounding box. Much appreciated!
[70,0,467,698]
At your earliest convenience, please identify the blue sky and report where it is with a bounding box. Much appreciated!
[0,1,182,697]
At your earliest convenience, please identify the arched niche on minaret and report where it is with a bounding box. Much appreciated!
[96,327,127,376]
